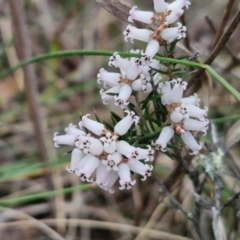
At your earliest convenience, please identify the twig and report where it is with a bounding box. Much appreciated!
[0,206,64,240]
[205,15,239,69]
[0,218,193,240]
[212,171,226,240]
[180,14,190,49]
[156,178,196,223]
[211,0,235,49]
[221,191,240,212]
[7,0,53,190]
[189,9,240,81]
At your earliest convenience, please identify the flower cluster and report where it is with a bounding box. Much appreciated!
[154,78,209,155]
[98,51,163,108]
[53,111,154,193]
[124,0,190,61]
[53,0,209,193]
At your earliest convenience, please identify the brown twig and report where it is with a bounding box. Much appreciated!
[189,9,240,81]
[7,0,53,190]
[211,0,235,49]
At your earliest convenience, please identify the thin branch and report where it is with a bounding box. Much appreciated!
[7,0,53,190]
[221,191,240,212]
[156,178,196,223]
[211,0,235,49]
[189,9,240,80]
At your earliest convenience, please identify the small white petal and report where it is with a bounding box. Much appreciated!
[53,132,76,148]
[118,163,136,190]
[117,140,135,158]
[160,27,179,42]
[123,25,152,43]
[114,110,139,136]
[128,6,154,24]
[181,131,202,155]
[153,0,168,13]
[155,126,174,151]
[166,9,183,24]
[79,114,106,136]
[114,84,132,108]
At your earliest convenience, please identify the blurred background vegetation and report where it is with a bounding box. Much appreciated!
[0,0,240,239]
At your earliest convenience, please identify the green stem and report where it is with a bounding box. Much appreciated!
[205,65,240,102]
[0,50,204,79]
[0,184,94,206]
[1,49,240,101]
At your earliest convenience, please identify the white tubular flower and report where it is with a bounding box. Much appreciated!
[97,68,121,87]
[143,82,153,93]
[100,86,121,105]
[170,106,188,123]
[109,53,131,72]
[65,123,86,137]
[75,136,91,154]
[126,60,142,80]
[128,159,153,181]
[118,162,136,190]
[53,132,76,148]
[114,110,139,136]
[131,78,143,91]
[149,59,163,70]
[169,79,187,103]
[182,118,209,135]
[117,140,135,158]
[79,114,106,136]
[103,152,122,171]
[135,146,154,162]
[167,0,191,12]
[181,93,200,106]
[123,25,152,43]
[185,105,208,121]
[114,84,132,108]
[100,132,118,153]
[152,73,161,86]
[153,0,168,13]
[95,162,109,188]
[142,39,160,61]
[88,138,104,155]
[76,154,100,182]
[66,148,85,173]
[104,170,119,193]
[181,131,202,155]
[128,6,154,24]
[160,27,178,42]
[155,126,174,151]
[160,82,172,105]
[166,9,183,24]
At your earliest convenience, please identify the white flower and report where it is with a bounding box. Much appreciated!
[79,114,106,136]
[97,68,121,87]
[65,123,86,137]
[117,140,135,158]
[185,105,208,121]
[128,159,153,181]
[100,132,118,153]
[135,146,154,162]
[182,118,209,135]
[123,25,152,43]
[103,152,122,171]
[170,106,188,123]
[167,0,191,12]
[75,136,103,155]
[181,93,200,106]
[109,52,131,72]
[118,162,136,190]
[66,148,85,173]
[141,39,160,61]
[103,170,119,193]
[53,132,76,148]
[114,110,139,136]
[100,86,121,105]
[153,0,168,13]
[76,154,100,182]
[166,9,184,24]
[128,6,155,24]
[155,126,174,151]
[181,131,202,155]
[114,84,132,108]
